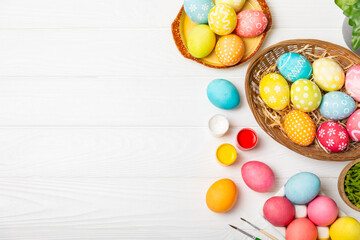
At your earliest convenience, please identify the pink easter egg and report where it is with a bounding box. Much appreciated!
[241,161,275,193]
[308,196,338,226]
[263,196,295,227]
[346,65,360,102]
[286,218,317,240]
[317,121,349,152]
[235,10,268,38]
[347,109,360,142]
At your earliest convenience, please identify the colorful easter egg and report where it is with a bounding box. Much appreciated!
[307,196,338,226]
[206,179,237,213]
[263,196,295,227]
[207,79,240,109]
[208,4,237,35]
[286,218,318,240]
[259,73,290,110]
[277,53,312,82]
[241,161,275,193]
[313,58,345,91]
[317,121,349,153]
[330,217,360,240]
[284,110,316,146]
[215,0,246,12]
[345,65,360,101]
[346,109,360,142]
[285,172,320,205]
[235,10,268,38]
[215,34,245,66]
[187,25,216,58]
[290,79,322,112]
[319,91,356,120]
[184,0,215,24]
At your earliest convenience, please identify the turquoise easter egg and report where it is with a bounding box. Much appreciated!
[277,53,312,82]
[285,172,320,204]
[207,79,240,110]
[184,0,215,24]
[320,91,356,120]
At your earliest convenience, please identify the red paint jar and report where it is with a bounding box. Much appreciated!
[236,128,258,150]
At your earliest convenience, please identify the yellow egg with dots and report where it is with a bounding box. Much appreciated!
[284,110,316,146]
[313,58,345,92]
[208,4,237,36]
[330,217,360,240]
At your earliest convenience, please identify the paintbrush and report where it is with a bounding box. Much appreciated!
[240,218,278,240]
[229,224,262,240]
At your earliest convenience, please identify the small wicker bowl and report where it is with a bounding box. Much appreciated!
[338,158,360,212]
[245,39,360,161]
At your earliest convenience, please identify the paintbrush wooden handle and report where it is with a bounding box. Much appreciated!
[260,229,278,240]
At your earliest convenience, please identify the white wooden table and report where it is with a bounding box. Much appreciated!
[0,0,358,239]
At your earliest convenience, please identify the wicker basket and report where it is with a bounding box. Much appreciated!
[245,39,360,161]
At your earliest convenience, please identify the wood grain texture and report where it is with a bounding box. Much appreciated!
[0,0,344,29]
[0,28,346,77]
[0,0,356,239]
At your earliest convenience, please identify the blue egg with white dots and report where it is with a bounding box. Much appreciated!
[184,0,214,24]
[277,53,312,83]
[207,79,240,110]
[320,91,356,120]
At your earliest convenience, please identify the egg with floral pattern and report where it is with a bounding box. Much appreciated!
[277,53,312,82]
[319,91,356,120]
[313,58,345,92]
[317,121,349,153]
[215,34,245,66]
[208,4,237,36]
[290,79,322,112]
[184,0,215,24]
[345,65,360,101]
[235,10,268,38]
[284,110,316,146]
[215,0,246,12]
[259,73,290,110]
[346,109,360,142]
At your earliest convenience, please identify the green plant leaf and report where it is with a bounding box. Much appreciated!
[352,21,360,50]
[335,0,358,10]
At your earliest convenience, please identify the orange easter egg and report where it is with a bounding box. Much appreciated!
[206,178,237,213]
[284,110,316,146]
[215,34,245,66]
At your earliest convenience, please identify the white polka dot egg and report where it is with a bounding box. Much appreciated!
[215,34,245,66]
[313,58,345,92]
[259,73,290,110]
[284,110,316,146]
[290,79,322,112]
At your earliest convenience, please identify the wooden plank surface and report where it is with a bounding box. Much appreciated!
[0,0,357,239]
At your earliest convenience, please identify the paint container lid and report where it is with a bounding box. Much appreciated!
[208,114,230,137]
[216,143,237,166]
[236,128,258,151]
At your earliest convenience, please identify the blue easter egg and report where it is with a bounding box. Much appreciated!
[207,79,240,110]
[285,172,320,204]
[277,53,312,82]
[184,0,215,24]
[320,91,356,120]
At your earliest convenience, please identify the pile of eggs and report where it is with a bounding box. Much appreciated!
[263,172,360,240]
[184,0,268,66]
[259,51,360,153]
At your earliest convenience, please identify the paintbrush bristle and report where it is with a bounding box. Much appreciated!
[240,217,247,222]
[229,224,237,230]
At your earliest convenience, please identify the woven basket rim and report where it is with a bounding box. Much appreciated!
[245,39,360,161]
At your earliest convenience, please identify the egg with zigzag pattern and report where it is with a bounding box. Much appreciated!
[277,53,312,83]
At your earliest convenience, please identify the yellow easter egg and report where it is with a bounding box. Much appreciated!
[215,34,245,66]
[215,0,246,12]
[206,178,237,213]
[259,73,290,110]
[330,217,360,240]
[313,58,345,92]
[208,4,237,36]
[290,79,322,112]
[187,24,216,58]
[284,110,316,146]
